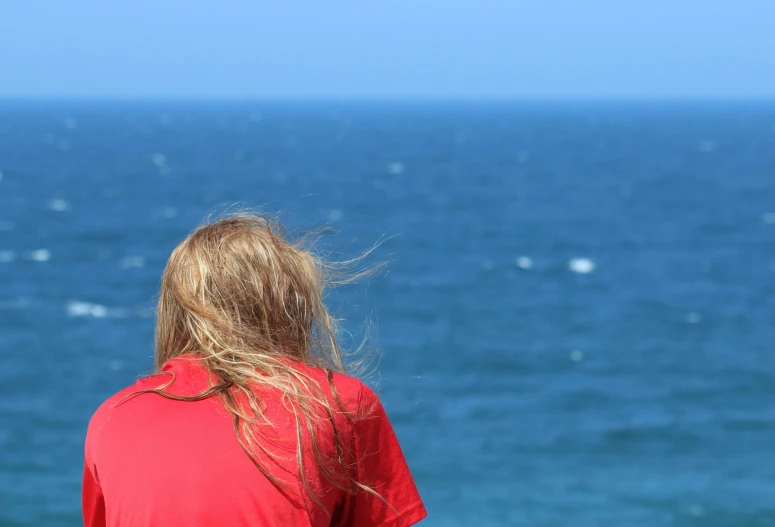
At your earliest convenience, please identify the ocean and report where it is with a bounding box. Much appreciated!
[1,101,775,526]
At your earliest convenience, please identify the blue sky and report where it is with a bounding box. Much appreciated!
[1,1,774,99]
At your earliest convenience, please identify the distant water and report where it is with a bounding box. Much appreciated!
[2,101,775,527]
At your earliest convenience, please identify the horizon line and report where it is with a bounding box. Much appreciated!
[0,94,774,104]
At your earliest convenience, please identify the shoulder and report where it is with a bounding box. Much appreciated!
[84,372,171,457]
[329,370,370,408]
[292,362,378,416]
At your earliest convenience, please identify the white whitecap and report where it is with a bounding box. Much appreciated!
[570,349,584,362]
[387,162,405,175]
[29,249,51,262]
[516,256,533,270]
[47,198,70,212]
[120,256,146,269]
[568,258,595,274]
[0,251,14,263]
[67,300,108,318]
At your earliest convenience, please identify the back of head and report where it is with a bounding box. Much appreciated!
[156,213,340,372]
[152,213,363,507]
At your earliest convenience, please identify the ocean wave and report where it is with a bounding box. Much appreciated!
[65,300,152,319]
[568,257,596,274]
[28,249,51,262]
[119,256,146,269]
[47,198,69,212]
[66,300,112,318]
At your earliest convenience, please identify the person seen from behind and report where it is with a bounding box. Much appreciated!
[82,213,427,527]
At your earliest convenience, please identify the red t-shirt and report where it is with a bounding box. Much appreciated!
[83,355,426,527]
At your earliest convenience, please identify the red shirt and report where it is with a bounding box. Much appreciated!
[83,355,426,527]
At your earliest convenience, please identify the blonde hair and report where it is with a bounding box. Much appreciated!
[137,212,378,510]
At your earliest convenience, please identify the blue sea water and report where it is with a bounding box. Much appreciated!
[1,101,775,526]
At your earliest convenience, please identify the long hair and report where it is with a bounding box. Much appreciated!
[139,212,378,510]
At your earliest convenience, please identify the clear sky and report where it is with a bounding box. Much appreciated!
[1,0,774,99]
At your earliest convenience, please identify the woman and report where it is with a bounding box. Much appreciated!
[82,214,426,527]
